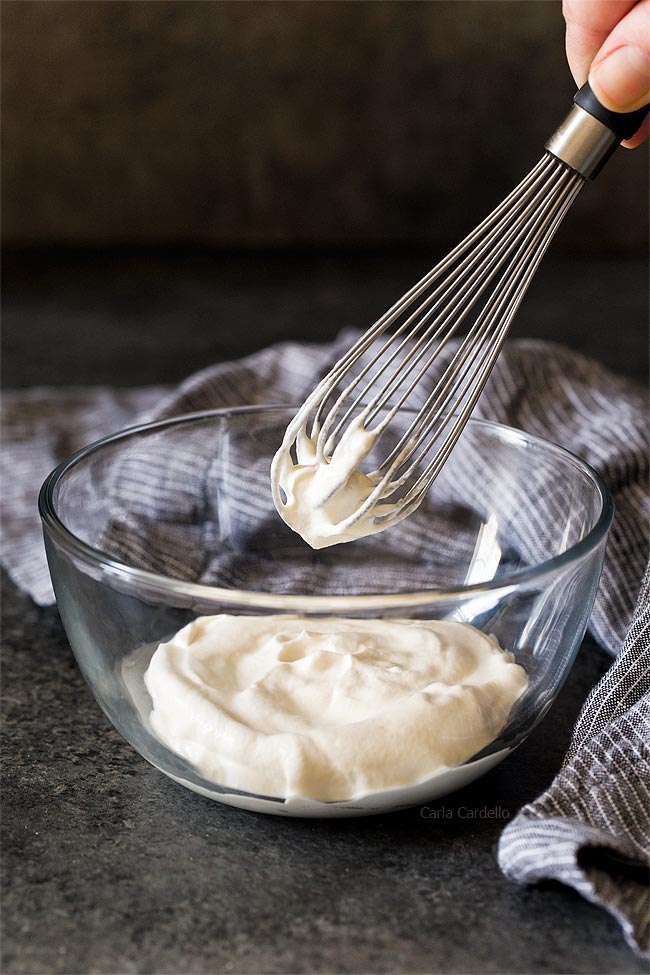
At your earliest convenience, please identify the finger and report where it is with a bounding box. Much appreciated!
[622,115,648,147]
[589,0,650,114]
[563,0,638,84]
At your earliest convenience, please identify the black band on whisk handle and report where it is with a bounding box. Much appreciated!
[574,82,649,141]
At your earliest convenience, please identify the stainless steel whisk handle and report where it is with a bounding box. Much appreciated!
[546,82,649,179]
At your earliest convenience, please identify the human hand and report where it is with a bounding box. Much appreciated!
[563,0,649,147]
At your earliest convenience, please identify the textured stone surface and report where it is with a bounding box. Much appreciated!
[2,251,648,388]
[2,572,646,975]
[1,253,648,973]
[2,0,648,248]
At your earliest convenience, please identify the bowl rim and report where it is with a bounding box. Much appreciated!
[38,405,614,610]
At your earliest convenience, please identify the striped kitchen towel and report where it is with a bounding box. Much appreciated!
[1,335,648,951]
[498,562,650,956]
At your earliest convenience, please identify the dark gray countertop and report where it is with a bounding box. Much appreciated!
[2,251,648,975]
[3,250,648,388]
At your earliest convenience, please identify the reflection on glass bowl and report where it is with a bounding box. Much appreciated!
[39,407,612,817]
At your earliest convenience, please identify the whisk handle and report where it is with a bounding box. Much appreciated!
[546,82,648,178]
[573,82,649,141]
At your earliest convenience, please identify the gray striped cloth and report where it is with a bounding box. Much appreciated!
[1,335,648,953]
[498,562,650,956]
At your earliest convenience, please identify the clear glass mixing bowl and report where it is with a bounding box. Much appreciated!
[39,407,612,817]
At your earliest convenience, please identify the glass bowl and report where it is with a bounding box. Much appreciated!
[39,407,612,817]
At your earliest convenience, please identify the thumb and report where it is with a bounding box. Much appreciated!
[588,0,650,114]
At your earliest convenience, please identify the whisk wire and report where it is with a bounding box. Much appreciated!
[360,159,580,475]
[362,158,575,430]
[387,168,585,506]
[275,152,587,539]
[333,158,584,524]
[318,155,571,457]
[311,156,556,443]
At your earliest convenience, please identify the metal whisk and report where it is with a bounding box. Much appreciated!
[272,84,648,544]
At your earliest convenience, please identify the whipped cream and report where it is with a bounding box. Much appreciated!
[271,417,398,548]
[144,615,527,802]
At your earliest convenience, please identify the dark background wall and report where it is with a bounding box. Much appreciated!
[2,0,648,251]
[2,0,647,391]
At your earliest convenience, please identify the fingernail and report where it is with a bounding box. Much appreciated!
[590,45,650,112]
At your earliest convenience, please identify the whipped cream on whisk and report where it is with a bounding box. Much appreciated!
[271,416,397,548]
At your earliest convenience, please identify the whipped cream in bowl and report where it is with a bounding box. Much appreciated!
[136,614,527,813]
